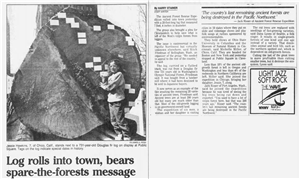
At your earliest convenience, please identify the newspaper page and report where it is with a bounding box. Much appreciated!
[4,2,148,179]
[149,1,298,178]
[2,1,299,179]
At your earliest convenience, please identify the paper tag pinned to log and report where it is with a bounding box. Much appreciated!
[93,25,101,31]
[129,88,135,94]
[107,24,115,29]
[100,71,109,77]
[77,32,86,38]
[50,19,59,26]
[94,65,102,71]
[128,101,135,107]
[125,84,131,89]
[71,22,80,28]
[57,12,66,18]
[85,62,93,68]
[125,36,132,41]
[128,40,134,46]
[93,57,101,62]
[125,36,134,46]
[78,39,87,44]
[66,18,75,24]
[124,108,130,113]
[100,71,109,82]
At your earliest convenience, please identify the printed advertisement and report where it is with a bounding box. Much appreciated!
[250,68,295,114]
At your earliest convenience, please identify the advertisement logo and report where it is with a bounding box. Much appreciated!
[250,68,295,114]
[258,86,287,110]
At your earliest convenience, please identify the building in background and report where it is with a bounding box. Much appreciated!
[6,16,14,94]
[36,4,97,33]
[6,16,12,77]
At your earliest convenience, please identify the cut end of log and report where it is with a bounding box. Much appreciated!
[10,7,142,139]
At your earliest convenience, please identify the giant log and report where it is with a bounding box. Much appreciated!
[10,8,142,139]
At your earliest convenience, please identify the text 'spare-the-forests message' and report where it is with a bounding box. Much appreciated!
[6,156,136,178]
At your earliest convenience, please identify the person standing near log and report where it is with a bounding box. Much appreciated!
[100,59,131,140]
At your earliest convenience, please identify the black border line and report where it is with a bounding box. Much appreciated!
[146,2,149,179]
[202,23,295,25]
[202,6,294,8]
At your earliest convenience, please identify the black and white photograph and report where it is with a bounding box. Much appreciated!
[6,4,147,141]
